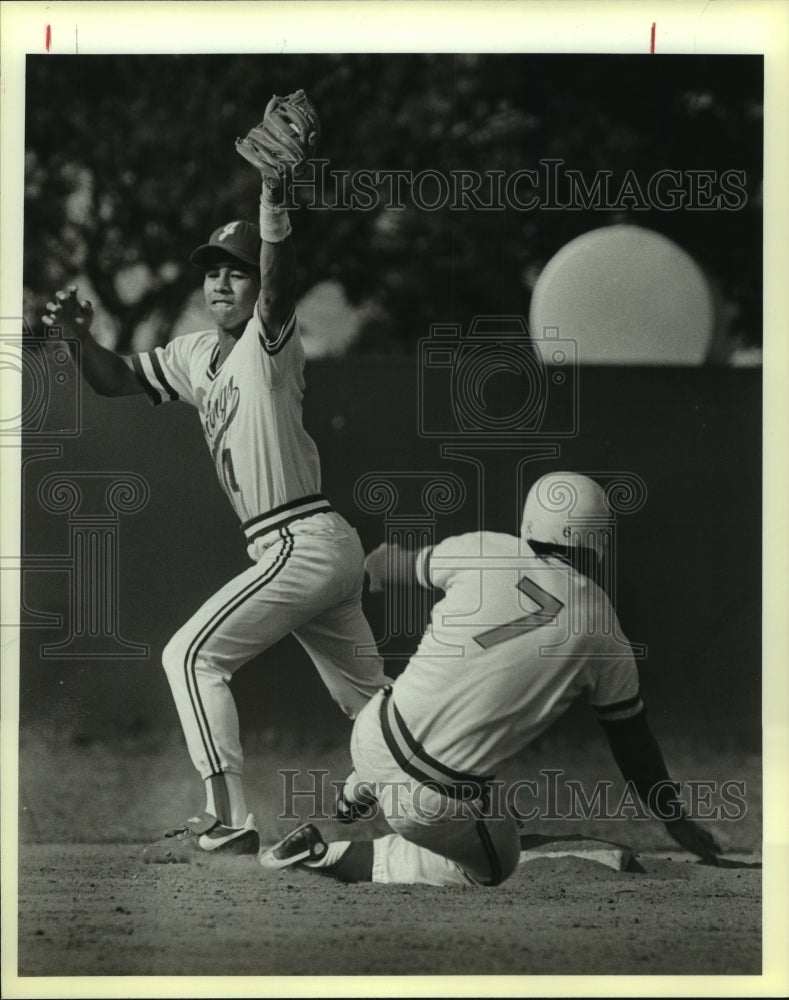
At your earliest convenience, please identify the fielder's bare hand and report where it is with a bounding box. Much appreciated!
[665,815,723,864]
[42,286,94,337]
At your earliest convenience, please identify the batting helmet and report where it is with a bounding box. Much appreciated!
[521,472,611,559]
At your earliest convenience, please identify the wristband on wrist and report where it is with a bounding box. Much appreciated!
[259,192,292,243]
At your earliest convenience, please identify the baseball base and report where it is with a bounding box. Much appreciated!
[518,834,646,873]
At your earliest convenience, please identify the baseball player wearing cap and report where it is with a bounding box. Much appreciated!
[42,161,390,860]
[260,472,722,886]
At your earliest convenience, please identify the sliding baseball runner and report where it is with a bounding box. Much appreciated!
[260,472,722,886]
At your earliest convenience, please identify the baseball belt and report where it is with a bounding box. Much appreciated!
[242,494,334,543]
[379,686,493,802]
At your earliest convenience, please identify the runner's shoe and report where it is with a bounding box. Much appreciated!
[259,823,328,870]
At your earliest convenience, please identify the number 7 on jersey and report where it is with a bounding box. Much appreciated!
[473,575,564,650]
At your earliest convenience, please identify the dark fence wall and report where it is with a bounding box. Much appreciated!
[18,359,761,749]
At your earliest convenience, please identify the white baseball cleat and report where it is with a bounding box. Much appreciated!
[142,811,259,863]
[259,822,328,870]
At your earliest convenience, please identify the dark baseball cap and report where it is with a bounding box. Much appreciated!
[189,220,261,270]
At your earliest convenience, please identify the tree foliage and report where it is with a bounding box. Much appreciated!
[24,54,762,356]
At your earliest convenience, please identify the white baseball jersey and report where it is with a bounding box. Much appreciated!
[390,530,642,777]
[130,302,330,543]
[130,301,390,785]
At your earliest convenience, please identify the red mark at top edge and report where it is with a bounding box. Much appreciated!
[650,22,656,54]
[45,24,52,52]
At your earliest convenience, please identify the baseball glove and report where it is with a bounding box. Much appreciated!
[235,89,321,185]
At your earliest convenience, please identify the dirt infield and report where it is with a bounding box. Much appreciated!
[15,843,760,980]
[10,729,771,993]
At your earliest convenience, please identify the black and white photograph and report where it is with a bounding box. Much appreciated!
[1,1,787,996]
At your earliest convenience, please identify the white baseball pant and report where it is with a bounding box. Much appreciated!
[162,512,389,779]
[347,688,522,887]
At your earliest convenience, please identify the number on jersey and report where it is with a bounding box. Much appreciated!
[473,575,564,649]
[220,447,241,494]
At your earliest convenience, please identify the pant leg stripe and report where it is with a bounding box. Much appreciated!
[475,820,503,886]
[183,528,294,775]
[185,528,294,774]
